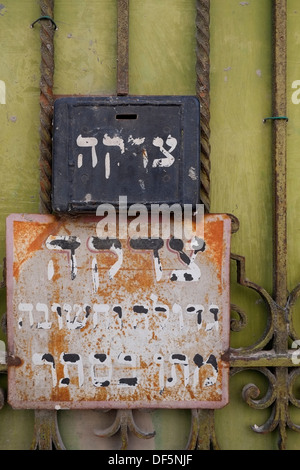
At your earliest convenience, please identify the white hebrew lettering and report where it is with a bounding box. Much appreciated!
[112,305,123,328]
[93,304,110,329]
[203,355,218,387]
[129,237,164,281]
[117,352,138,387]
[44,235,209,284]
[193,354,218,388]
[29,350,220,391]
[76,135,98,168]
[46,235,81,280]
[142,148,148,169]
[128,135,145,146]
[59,352,84,388]
[67,304,91,330]
[167,353,189,388]
[133,304,149,329]
[186,304,204,330]
[205,305,219,332]
[105,152,110,179]
[89,352,112,387]
[77,153,83,168]
[62,303,72,329]
[75,132,179,173]
[152,135,177,168]
[50,303,90,330]
[88,237,123,282]
[32,353,57,386]
[18,303,33,328]
[36,303,52,329]
[92,257,99,293]
[172,303,184,330]
[51,303,63,329]
[151,294,169,330]
[169,237,206,282]
[154,354,165,393]
[103,133,125,154]
[18,301,220,333]
[47,259,54,280]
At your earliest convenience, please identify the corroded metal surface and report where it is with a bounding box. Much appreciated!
[94,409,155,450]
[6,213,231,410]
[117,0,129,96]
[228,1,292,451]
[272,0,288,353]
[37,0,55,214]
[52,96,201,212]
[196,0,210,212]
[31,410,65,450]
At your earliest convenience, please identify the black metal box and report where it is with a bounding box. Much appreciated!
[52,96,200,212]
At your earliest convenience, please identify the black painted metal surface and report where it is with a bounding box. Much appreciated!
[52,96,200,212]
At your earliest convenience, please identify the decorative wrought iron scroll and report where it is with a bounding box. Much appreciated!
[2,0,298,450]
[188,0,300,451]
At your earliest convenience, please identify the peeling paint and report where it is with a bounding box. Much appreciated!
[188,167,197,181]
[6,213,231,410]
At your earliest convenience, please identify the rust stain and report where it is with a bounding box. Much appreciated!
[7,214,230,409]
[50,258,61,282]
[204,219,224,269]
[13,220,63,279]
[48,330,74,403]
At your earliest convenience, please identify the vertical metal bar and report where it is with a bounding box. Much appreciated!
[33,0,64,451]
[31,410,65,450]
[117,0,129,96]
[38,0,55,214]
[186,409,219,450]
[190,1,213,451]
[272,2,289,449]
[272,0,288,353]
[196,0,210,212]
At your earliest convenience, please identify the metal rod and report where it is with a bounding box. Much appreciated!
[38,0,55,214]
[33,0,61,451]
[272,0,288,353]
[117,0,129,96]
[196,0,210,212]
[230,350,298,368]
[192,1,213,452]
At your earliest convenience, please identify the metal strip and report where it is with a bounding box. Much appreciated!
[272,0,288,354]
[117,0,129,96]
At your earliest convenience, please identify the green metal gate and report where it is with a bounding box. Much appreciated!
[1,0,300,450]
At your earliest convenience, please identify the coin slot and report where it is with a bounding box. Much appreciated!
[116,114,138,120]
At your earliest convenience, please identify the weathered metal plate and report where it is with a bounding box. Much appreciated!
[52,96,200,212]
[6,213,231,409]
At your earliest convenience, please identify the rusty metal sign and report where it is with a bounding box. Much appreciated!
[52,96,200,213]
[6,213,231,409]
